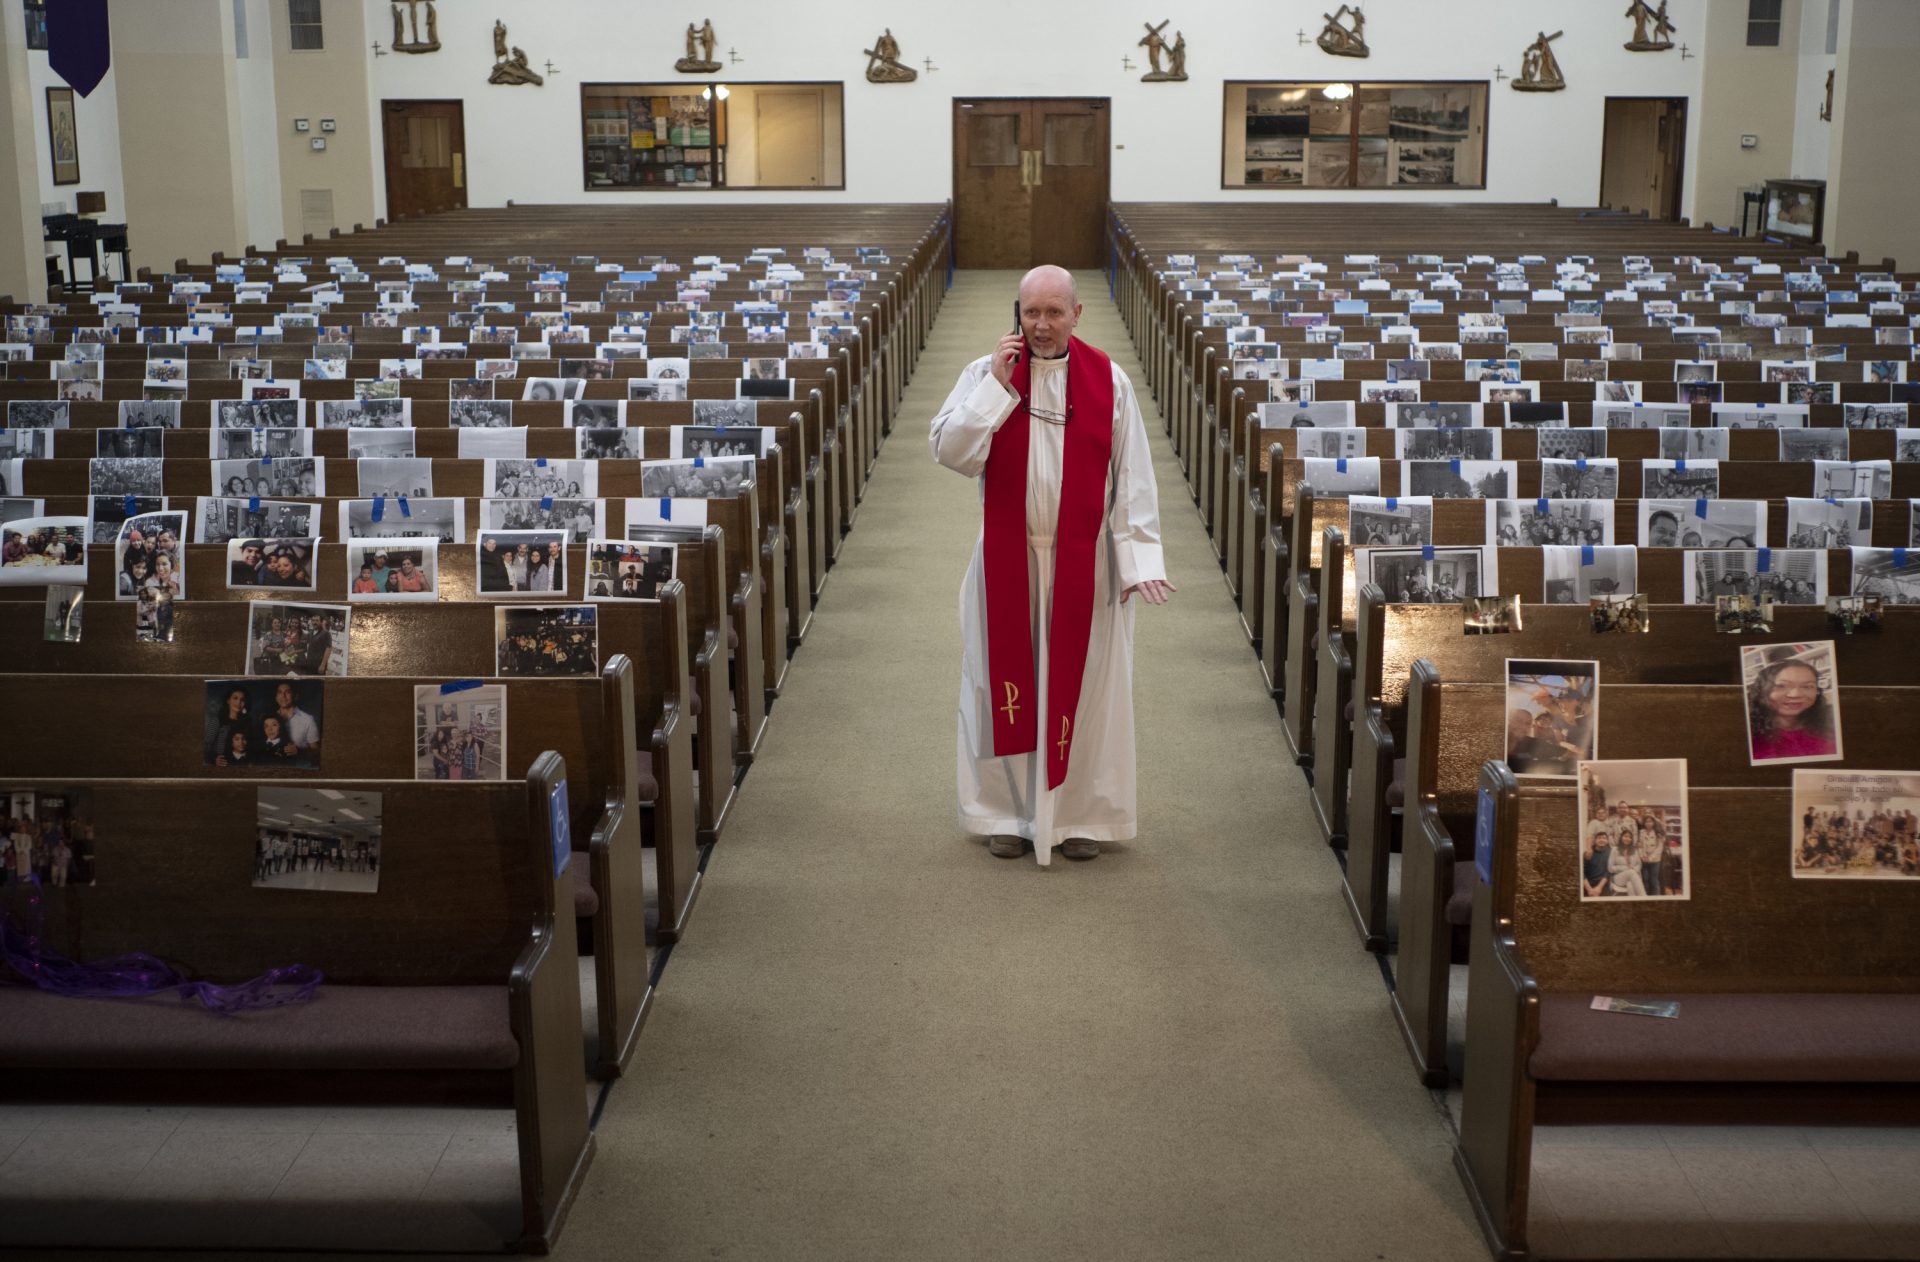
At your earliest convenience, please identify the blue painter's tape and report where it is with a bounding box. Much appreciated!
[398,495,410,517]
[1451,459,1462,475]
[371,495,385,522]
[1385,497,1397,512]
[1898,548,1911,569]
[660,498,671,520]
[261,455,272,466]
[123,494,136,516]
[1581,544,1595,566]
[694,457,705,468]
[1757,547,1772,573]
[1675,458,1686,471]
[1536,498,1550,515]
[536,457,547,468]
[249,495,260,512]
[541,496,553,511]
[439,679,483,694]
[1421,544,1435,561]
[1336,458,1348,473]
[1695,498,1708,519]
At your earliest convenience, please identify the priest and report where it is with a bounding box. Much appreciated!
[930,265,1174,864]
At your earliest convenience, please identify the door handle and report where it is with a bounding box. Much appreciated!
[1029,149,1043,188]
[1019,150,1035,188]
[453,154,465,189]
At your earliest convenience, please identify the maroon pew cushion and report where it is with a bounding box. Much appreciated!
[1385,758,1406,809]
[1446,860,1477,927]
[690,688,702,718]
[0,984,518,1071]
[1531,992,1920,1082]
[728,622,739,651]
[571,862,600,918]
[637,767,659,804]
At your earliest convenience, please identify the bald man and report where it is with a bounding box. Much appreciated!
[931,266,1174,866]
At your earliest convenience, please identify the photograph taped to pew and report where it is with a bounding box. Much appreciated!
[485,457,598,500]
[1812,459,1893,501]
[357,457,434,499]
[1785,498,1872,549]
[253,787,382,894]
[1827,594,1883,634]
[1779,429,1851,462]
[576,426,641,459]
[1659,426,1729,461]
[0,430,53,462]
[1,789,96,889]
[88,494,167,545]
[0,516,86,586]
[1591,592,1650,634]
[246,601,349,678]
[215,399,303,430]
[1407,459,1514,499]
[1295,428,1369,459]
[346,539,438,602]
[1643,459,1721,500]
[114,510,186,602]
[1639,499,1764,549]
[318,398,409,429]
[414,683,506,781]
[340,497,464,544]
[1355,544,1495,605]
[205,679,324,769]
[1849,547,1920,605]
[1577,759,1691,901]
[456,428,527,461]
[628,377,686,403]
[90,458,163,498]
[690,399,759,431]
[1384,402,1481,429]
[1482,382,1539,405]
[673,424,775,460]
[640,456,753,498]
[43,584,82,643]
[1299,455,1381,498]
[210,426,313,462]
[1464,594,1522,636]
[1792,770,1920,881]
[6,400,69,428]
[449,399,514,428]
[226,538,316,593]
[624,496,707,545]
[481,496,604,542]
[1742,640,1844,766]
[1540,458,1620,500]
[1491,498,1613,547]
[1348,495,1432,546]
[345,428,417,460]
[1537,427,1609,460]
[476,530,567,597]
[522,377,586,403]
[1543,545,1637,604]
[210,456,324,499]
[1897,433,1920,464]
[586,539,676,601]
[1394,428,1499,461]
[1263,401,1355,429]
[566,400,625,429]
[96,428,164,460]
[495,605,598,678]
[1686,548,1827,607]
[1506,659,1598,777]
[135,584,173,643]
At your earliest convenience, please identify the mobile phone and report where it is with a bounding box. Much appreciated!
[1010,299,1023,364]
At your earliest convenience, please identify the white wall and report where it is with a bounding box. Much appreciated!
[361,0,1707,214]
[24,30,126,223]
[1790,0,1835,179]
[236,0,286,249]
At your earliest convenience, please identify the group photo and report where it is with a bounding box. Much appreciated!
[203,679,325,769]
[252,788,382,894]
[1577,759,1691,901]
[587,540,675,601]
[2,790,94,890]
[495,605,599,678]
[413,685,506,781]
[246,602,350,678]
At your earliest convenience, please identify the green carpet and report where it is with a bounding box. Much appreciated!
[560,271,1491,1260]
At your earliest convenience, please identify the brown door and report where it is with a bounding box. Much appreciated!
[953,98,1109,269]
[381,100,467,221]
[1599,97,1687,221]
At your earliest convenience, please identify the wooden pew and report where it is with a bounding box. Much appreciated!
[0,759,595,1253]
[1455,760,1920,1261]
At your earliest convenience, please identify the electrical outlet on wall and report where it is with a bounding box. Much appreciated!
[310,137,327,151]
[1740,134,1759,149]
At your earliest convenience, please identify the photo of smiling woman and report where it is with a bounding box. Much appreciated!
[1741,641,1844,767]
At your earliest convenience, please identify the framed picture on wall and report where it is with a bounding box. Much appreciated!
[23,1,47,52]
[45,86,79,186]
[1762,178,1824,243]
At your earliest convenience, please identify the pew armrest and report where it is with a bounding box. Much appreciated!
[508,915,594,1253]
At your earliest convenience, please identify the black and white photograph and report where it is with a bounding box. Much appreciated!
[1899,432,1920,464]
[1394,427,1498,461]
[0,497,43,529]
[1638,499,1764,548]
[43,584,82,643]
[204,679,325,769]
[1295,428,1370,459]
[1536,428,1608,460]
[0,788,97,890]
[192,497,311,545]
[96,428,165,460]
[1778,429,1850,462]
[1577,759,1690,901]
[346,539,438,602]
[113,511,185,602]
[692,399,760,431]
[480,497,603,542]
[210,457,324,499]
[135,584,173,644]
[339,496,463,545]
[1505,659,1598,777]
[346,428,417,460]
[1792,770,1920,880]
[743,356,786,382]
[1384,402,1481,429]
[1354,544,1493,605]
[740,378,796,403]
[356,457,434,499]
[1812,459,1893,500]
[213,399,303,430]
[566,400,625,429]
[1260,401,1354,429]
[1542,545,1637,605]
[253,788,381,893]
[0,516,86,586]
[1843,403,1908,430]
[319,398,410,429]
[576,426,641,459]
[1590,592,1649,634]
[1593,381,1641,403]
[1540,458,1619,500]
[672,424,772,460]
[1785,497,1871,548]
[0,429,52,462]
[586,540,676,601]
[1504,403,1569,430]
[1405,459,1514,500]
[1713,405,1807,431]
[89,457,163,498]
[414,684,506,781]
[1465,358,1520,384]
[639,457,755,498]
[6,401,69,429]
[485,458,598,500]
[1849,547,1920,606]
[476,530,568,597]
[496,606,598,678]
[1684,548,1827,606]
[1597,403,1691,430]
[1361,382,1421,404]
[628,377,685,403]
[225,537,316,592]
[1642,459,1721,500]
[1482,382,1539,404]
[1489,498,1613,547]
[522,377,587,403]
[1347,496,1432,547]
[87,494,167,546]
[247,601,350,677]
[1658,426,1728,461]
[210,427,312,461]
[450,399,514,428]
[1742,640,1844,766]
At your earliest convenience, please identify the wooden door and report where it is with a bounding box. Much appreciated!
[953,98,1109,269]
[754,88,827,188]
[381,100,467,221]
[1600,97,1687,221]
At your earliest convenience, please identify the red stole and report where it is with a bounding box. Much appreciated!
[982,335,1115,789]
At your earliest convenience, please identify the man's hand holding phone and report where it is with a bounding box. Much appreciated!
[990,302,1024,391]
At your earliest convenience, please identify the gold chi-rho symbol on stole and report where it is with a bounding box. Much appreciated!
[1057,716,1071,758]
[999,681,1020,724]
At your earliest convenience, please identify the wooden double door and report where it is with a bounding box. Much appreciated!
[381,100,468,221]
[952,98,1109,269]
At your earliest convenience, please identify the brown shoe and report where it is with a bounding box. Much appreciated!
[988,835,1027,858]
[1060,838,1099,861]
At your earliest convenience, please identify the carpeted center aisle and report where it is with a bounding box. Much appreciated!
[562,272,1489,1260]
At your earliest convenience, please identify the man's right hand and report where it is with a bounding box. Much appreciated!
[988,331,1025,391]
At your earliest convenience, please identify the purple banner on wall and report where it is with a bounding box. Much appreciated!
[48,0,111,97]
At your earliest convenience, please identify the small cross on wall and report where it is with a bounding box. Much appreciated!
[1679,43,1693,59]
[1493,64,1508,82]
[1121,54,1135,70]
[544,60,560,77]
[923,56,938,73]
[728,47,743,64]
[370,40,387,56]
[1297,27,1310,45]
